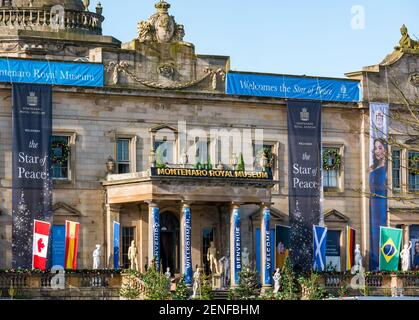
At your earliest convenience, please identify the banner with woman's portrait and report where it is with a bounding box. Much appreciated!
[369,103,389,271]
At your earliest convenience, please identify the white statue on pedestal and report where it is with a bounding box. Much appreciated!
[207,241,220,274]
[273,268,281,294]
[400,241,412,272]
[165,267,171,290]
[354,244,363,268]
[192,267,202,299]
[128,240,139,271]
[242,247,250,269]
[219,251,230,288]
[92,244,101,269]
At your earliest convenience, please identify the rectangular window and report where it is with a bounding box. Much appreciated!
[202,228,214,275]
[323,147,340,190]
[408,151,418,192]
[155,138,174,165]
[253,144,274,173]
[52,136,70,180]
[117,138,131,174]
[121,227,135,269]
[392,150,401,190]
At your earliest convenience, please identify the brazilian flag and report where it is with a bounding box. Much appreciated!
[379,227,402,271]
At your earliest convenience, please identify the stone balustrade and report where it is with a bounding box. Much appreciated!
[0,8,103,34]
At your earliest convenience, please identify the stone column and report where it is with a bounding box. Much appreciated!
[230,203,241,288]
[147,202,161,272]
[105,204,121,269]
[181,202,193,286]
[260,203,273,290]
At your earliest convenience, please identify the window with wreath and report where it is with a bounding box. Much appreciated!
[253,143,274,174]
[322,147,342,190]
[51,136,70,180]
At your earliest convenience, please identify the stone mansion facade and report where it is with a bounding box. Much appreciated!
[0,0,417,282]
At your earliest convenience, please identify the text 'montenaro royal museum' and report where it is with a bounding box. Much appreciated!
[0,0,418,297]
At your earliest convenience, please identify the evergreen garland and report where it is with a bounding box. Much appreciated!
[51,140,70,164]
[323,149,341,171]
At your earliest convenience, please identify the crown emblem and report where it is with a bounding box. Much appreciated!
[155,0,171,12]
[300,108,309,122]
[27,92,38,107]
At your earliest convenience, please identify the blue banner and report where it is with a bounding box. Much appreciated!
[313,225,327,272]
[51,225,66,268]
[0,58,104,87]
[183,206,193,285]
[262,208,272,285]
[232,207,241,285]
[113,221,120,269]
[152,206,161,272]
[369,103,389,271]
[226,72,361,102]
[12,84,52,268]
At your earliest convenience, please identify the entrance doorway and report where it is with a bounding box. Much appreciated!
[160,212,180,275]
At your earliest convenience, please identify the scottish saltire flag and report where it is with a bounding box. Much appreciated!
[313,225,327,271]
[379,227,402,271]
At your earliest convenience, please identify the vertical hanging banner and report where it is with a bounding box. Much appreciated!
[12,83,52,269]
[183,206,193,285]
[65,220,80,270]
[369,103,389,271]
[232,207,241,285]
[262,207,272,285]
[113,221,120,269]
[379,227,402,271]
[346,226,356,271]
[151,207,161,272]
[313,225,327,272]
[287,100,322,272]
[32,220,51,270]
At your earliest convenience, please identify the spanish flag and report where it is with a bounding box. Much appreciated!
[65,220,80,270]
[346,226,356,271]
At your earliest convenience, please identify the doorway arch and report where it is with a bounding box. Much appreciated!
[159,211,180,275]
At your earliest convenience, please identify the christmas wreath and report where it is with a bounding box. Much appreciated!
[323,149,341,171]
[51,141,70,164]
[409,155,419,175]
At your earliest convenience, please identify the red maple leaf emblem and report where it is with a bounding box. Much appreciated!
[37,238,45,253]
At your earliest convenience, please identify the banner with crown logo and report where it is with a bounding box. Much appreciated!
[287,100,322,272]
[12,83,53,269]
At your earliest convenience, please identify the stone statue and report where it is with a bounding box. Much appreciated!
[396,24,419,53]
[354,244,363,268]
[137,0,185,43]
[165,267,172,290]
[400,241,412,272]
[128,240,139,271]
[219,251,230,288]
[207,241,220,274]
[92,244,101,269]
[273,268,281,294]
[242,247,250,269]
[192,267,201,299]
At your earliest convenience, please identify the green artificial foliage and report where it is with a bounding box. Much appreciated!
[173,276,191,300]
[140,265,171,300]
[237,153,245,172]
[277,257,301,300]
[155,147,167,169]
[299,273,328,300]
[230,267,260,300]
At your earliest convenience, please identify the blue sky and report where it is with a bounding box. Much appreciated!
[98,0,419,78]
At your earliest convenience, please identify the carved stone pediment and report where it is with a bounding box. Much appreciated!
[53,202,82,216]
[324,209,350,223]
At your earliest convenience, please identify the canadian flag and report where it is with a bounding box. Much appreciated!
[32,220,51,270]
